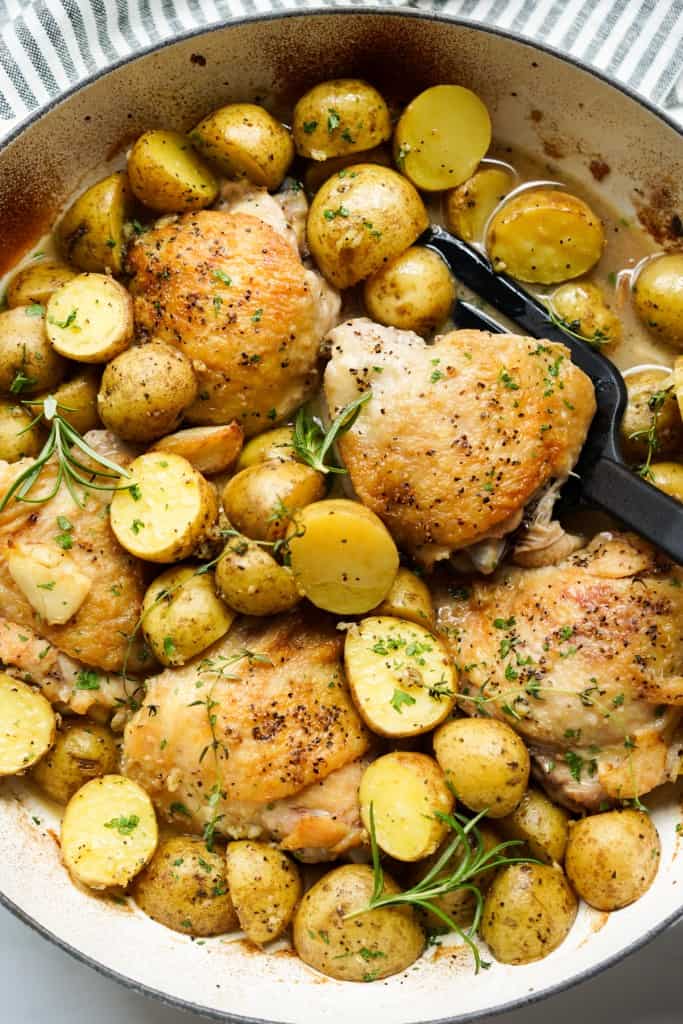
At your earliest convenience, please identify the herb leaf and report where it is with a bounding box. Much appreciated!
[292,392,371,475]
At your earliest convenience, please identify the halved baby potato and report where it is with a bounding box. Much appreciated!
[151,423,244,476]
[46,273,133,362]
[226,840,302,945]
[373,567,434,626]
[647,461,683,502]
[0,674,56,776]
[191,104,294,190]
[61,774,158,890]
[8,542,92,624]
[444,165,515,242]
[344,616,454,737]
[6,259,77,308]
[110,452,218,562]
[222,460,325,542]
[56,171,132,274]
[293,79,391,162]
[128,130,218,212]
[141,565,234,666]
[675,356,683,417]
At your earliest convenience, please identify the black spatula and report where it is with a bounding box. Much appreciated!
[422,224,683,564]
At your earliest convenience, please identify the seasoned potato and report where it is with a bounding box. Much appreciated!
[304,146,392,194]
[632,253,683,347]
[56,171,131,274]
[236,426,295,470]
[128,130,218,213]
[50,368,101,435]
[222,460,325,542]
[648,461,683,501]
[359,752,453,861]
[110,452,218,562]
[286,499,399,614]
[0,306,66,395]
[481,862,577,964]
[132,836,238,936]
[487,189,605,284]
[226,841,302,945]
[191,104,294,191]
[293,864,425,982]
[0,673,55,776]
[565,809,660,911]
[394,85,492,191]
[6,258,76,308]
[46,273,133,362]
[373,567,434,626]
[8,541,92,624]
[307,164,429,289]
[293,79,391,162]
[0,401,43,460]
[445,165,515,242]
[621,367,681,461]
[215,533,301,616]
[61,774,158,890]
[675,356,683,418]
[498,788,569,864]
[345,617,455,737]
[31,720,119,803]
[97,342,198,442]
[363,247,455,335]
[433,718,530,818]
[142,565,234,667]
[552,280,622,347]
[151,423,244,476]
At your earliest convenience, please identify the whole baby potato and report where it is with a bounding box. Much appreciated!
[50,368,101,435]
[552,280,622,347]
[0,401,43,461]
[373,566,434,626]
[56,171,132,274]
[215,533,301,616]
[307,164,429,289]
[6,259,77,308]
[31,720,119,804]
[565,809,661,911]
[222,459,325,542]
[142,565,234,667]
[481,862,577,964]
[293,79,391,162]
[498,787,569,864]
[633,253,683,347]
[647,461,683,501]
[226,840,302,945]
[445,165,515,242]
[293,864,425,982]
[363,247,456,335]
[128,130,218,213]
[236,426,295,470]
[433,717,530,818]
[304,146,392,194]
[0,306,66,395]
[621,367,681,462]
[191,103,294,191]
[97,341,198,442]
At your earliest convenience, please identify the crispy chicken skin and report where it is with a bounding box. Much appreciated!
[127,210,339,435]
[435,532,683,810]
[324,319,596,564]
[122,607,370,857]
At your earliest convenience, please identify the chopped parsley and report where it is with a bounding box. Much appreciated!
[302,120,318,134]
[212,269,232,286]
[104,814,139,836]
[327,109,341,133]
[48,308,78,330]
[75,669,100,691]
[390,688,416,713]
[131,519,145,534]
[251,308,263,323]
[163,636,176,658]
[129,483,142,501]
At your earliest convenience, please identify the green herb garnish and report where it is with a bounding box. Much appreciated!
[292,392,371,475]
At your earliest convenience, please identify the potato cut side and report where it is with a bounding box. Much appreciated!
[46,273,133,362]
[373,568,434,627]
[61,774,158,890]
[226,841,302,945]
[359,752,453,861]
[345,616,454,737]
[110,452,217,563]
[394,85,492,191]
[0,673,56,776]
[286,499,398,614]
[8,542,92,624]
[151,423,244,476]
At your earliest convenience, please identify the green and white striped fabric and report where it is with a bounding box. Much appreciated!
[0,0,681,139]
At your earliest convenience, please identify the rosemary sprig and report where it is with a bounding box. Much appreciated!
[292,391,371,475]
[628,384,674,481]
[548,307,611,349]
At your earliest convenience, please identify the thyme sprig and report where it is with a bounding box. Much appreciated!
[629,383,674,481]
[548,307,611,349]
[292,391,371,475]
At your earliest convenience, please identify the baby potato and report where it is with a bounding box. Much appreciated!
[31,720,119,803]
[433,718,530,818]
[61,774,158,890]
[286,499,399,614]
[222,460,325,542]
[359,752,454,862]
[565,809,660,911]
[128,130,218,213]
[394,85,492,192]
[215,533,301,616]
[6,258,77,308]
[0,401,44,461]
[236,426,295,470]
[132,836,238,936]
[675,355,683,418]
[373,566,434,626]
[50,368,101,435]
[444,165,515,242]
[481,862,577,964]
[293,863,425,982]
[293,79,391,162]
[0,673,56,776]
[0,306,66,395]
[648,461,683,501]
[97,342,198,442]
[498,788,569,864]
[621,367,681,462]
[363,247,455,335]
[307,164,429,289]
[487,189,605,284]
[304,146,392,194]
[633,253,683,347]
[191,104,294,191]
[552,280,622,347]
[56,171,131,274]
[142,565,234,667]
[46,273,133,363]
[226,841,302,945]
[345,617,455,737]
[151,423,243,476]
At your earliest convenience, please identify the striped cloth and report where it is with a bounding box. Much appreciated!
[0,0,681,140]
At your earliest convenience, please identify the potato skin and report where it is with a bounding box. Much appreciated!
[433,718,530,818]
[363,247,455,336]
[31,720,119,804]
[293,79,391,162]
[56,171,131,274]
[141,566,234,666]
[445,166,514,243]
[226,840,302,945]
[307,164,429,289]
[552,280,622,347]
[151,423,244,476]
[633,253,683,347]
[191,103,294,190]
[293,864,425,981]
[498,788,569,864]
[565,810,661,911]
[132,836,238,936]
[481,862,577,964]
[304,146,392,194]
[621,367,681,462]
[7,259,76,308]
[222,460,325,542]
[97,342,198,442]
[0,306,66,395]
[51,368,101,435]
[0,401,44,460]
[128,130,218,213]
[648,461,683,501]
[215,534,301,616]
[373,567,434,626]
[236,426,295,470]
